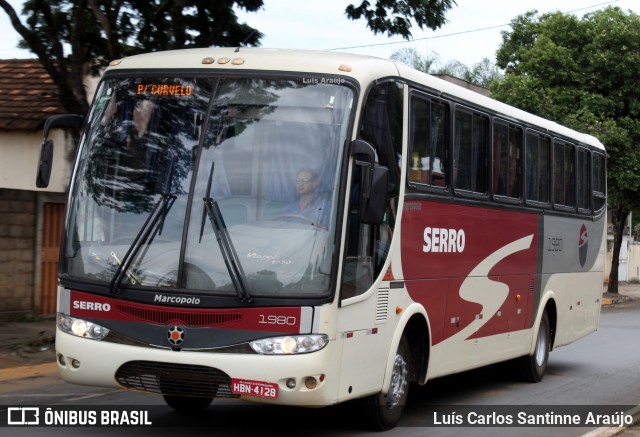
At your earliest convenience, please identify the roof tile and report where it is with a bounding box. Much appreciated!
[0,59,64,131]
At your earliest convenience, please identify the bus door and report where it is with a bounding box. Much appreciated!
[336,145,397,399]
[335,81,403,398]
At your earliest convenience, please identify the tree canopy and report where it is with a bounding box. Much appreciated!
[390,47,502,88]
[0,0,457,114]
[346,0,456,39]
[491,6,640,292]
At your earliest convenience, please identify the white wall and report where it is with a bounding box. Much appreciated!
[623,241,640,282]
[605,237,640,283]
[0,129,75,193]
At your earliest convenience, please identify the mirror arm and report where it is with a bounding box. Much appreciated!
[42,114,84,140]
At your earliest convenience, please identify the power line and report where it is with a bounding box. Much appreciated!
[327,0,620,52]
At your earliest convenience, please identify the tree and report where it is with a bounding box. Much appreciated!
[438,57,502,88]
[491,7,640,293]
[390,47,440,72]
[0,0,264,114]
[390,47,502,88]
[1,0,458,116]
[346,0,456,39]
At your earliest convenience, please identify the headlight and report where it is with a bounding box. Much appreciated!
[57,313,110,340]
[250,334,328,355]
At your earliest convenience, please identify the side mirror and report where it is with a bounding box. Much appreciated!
[351,139,376,200]
[359,164,389,224]
[35,114,83,188]
[350,139,389,225]
[35,139,54,188]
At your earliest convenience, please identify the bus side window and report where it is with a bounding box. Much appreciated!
[553,141,576,208]
[592,152,606,212]
[493,121,522,199]
[525,132,551,204]
[454,109,488,194]
[342,162,395,299]
[577,148,591,211]
[342,82,401,299]
[342,163,374,299]
[409,95,448,187]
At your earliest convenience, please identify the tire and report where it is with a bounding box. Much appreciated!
[159,376,216,412]
[520,311,550,383]
[162,394,213,411]
[362,337,411,430]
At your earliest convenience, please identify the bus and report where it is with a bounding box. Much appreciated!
[37,48,607,430]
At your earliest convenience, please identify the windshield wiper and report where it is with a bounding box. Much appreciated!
[200,162,252,303]
[109,192,176,293]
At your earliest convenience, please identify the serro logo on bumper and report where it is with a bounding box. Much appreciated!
[73,300,111,311]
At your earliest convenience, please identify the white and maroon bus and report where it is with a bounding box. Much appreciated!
[37,48,606,430]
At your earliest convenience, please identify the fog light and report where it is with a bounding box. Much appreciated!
[304,377,317,389]
[57,354,66,366]
[71,359,81,369]
[286,378,296,389]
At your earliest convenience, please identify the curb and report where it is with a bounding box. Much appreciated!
[601,293,634,306]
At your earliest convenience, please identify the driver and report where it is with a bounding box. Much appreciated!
[279,167,330,230]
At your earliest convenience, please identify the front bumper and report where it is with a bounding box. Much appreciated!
[55,327,340,406]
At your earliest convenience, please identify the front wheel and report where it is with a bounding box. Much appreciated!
[162,395,213,411]
[160,378,216,412]
[520,311,550,382]
[362,337,411,430]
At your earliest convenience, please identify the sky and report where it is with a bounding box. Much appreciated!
[2,0,640,66]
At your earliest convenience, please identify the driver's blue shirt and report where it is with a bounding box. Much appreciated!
[279,193,330,230]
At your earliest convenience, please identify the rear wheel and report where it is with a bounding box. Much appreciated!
[520,311,550,382]
[363,337,411,430]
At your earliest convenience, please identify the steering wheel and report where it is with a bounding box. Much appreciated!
[272,214,317,226]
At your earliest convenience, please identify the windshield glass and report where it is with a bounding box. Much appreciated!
[63,74,353,299]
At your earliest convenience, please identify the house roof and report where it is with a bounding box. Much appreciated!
[0,59,64,131]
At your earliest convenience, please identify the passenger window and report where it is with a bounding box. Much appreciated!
[577,148,591,211]
[525,132,551,204]
[592,152,606,212]
[409,95,448,188]
[454,109,488,194]
[493,122,522,199]
[554,141,575,208]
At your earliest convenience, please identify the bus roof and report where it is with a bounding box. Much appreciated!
[107,47,605,152]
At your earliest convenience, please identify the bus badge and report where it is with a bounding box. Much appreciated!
[167,326,185,346]
[579,224,588,268]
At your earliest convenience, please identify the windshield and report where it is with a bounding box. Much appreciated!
[63,74,354,299]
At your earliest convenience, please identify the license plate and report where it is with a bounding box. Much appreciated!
[231,378,279,399]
